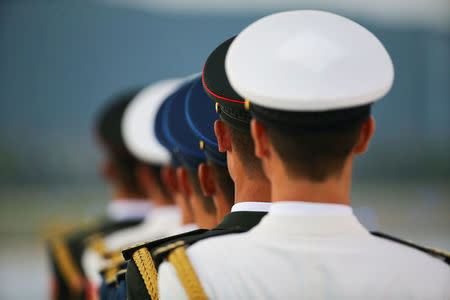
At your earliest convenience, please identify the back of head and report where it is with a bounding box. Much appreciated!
[202,37,265,180]
[265,107,370,181]
[121,79,186,203]
[207,159,234,208]
[162,77,216,217]
[185,76,235,203]
[95,88,144,195]
[225,10,394,182]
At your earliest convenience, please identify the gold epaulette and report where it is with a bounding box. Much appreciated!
[122,229,209,261]
[104,267,127,286]
[50,238,83,292]
[86,234,107,257]
[105,250,125,264]
[104,264,120,286]
[132,248,159,299]
[122,241,152,260]
[153,240,185,257]
[167,247,208,300]
[100,253,125,277]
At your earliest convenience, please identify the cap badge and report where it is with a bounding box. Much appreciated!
[244,99,250,111]
[215,102,221,114]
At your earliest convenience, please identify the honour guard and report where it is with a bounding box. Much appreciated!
[46,88,151,300]
[158,10,450,299]
[124,66,273,299]
[81,80,192,293]
[97,77,209,300]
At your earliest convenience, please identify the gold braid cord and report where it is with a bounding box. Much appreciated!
[104,265,120,285]
[89,236,107,257]
[132,248,159,300]
[168,247,208,300]
[110,251,125,265]
[51,238,83,293]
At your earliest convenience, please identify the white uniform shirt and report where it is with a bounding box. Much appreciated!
[230,201,272,213]
[82,204,181,287]
[159,201,450,300]
[104,205,181,251]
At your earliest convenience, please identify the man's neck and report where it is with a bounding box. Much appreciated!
[234,174,271,204]
[213,194,233,223]
[172,193,195,225]
[270,165,352,205]
[144,186,174,207]
[190,195,217,229]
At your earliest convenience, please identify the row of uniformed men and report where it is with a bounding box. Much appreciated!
[47,10,450,300]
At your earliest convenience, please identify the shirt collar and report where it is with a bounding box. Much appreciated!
[270,201,353,216]
[231,202,272,213]
[250,201,368,237]
[107,199,152,222]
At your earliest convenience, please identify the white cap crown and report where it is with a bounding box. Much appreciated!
[226,10,394,111]
[122,79,182,165]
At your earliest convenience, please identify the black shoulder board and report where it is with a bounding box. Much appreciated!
[121,229,207,260]
[371,231,450,265]
[152,227,246,267]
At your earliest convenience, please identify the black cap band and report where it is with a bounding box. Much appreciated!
[203,36,251,133]
[251,104,372,133]
[218,103,251,133]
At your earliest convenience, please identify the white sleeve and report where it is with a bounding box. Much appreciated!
[158,261,189,300]
[80,248,104,287]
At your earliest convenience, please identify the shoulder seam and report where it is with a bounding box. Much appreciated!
[371,231,450,263]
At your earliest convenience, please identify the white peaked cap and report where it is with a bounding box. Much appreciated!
[122,79,183,165]
[225,10,394,111]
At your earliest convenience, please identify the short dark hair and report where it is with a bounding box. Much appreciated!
[207,159,234,208]
[186,169,216,214]
[95,88,145,195]
[267,124,363,182]
[228,126,264,178]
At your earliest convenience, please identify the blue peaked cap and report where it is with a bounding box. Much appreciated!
[154,97,182,167]
[162,78,206,170]
[186,76,227,167]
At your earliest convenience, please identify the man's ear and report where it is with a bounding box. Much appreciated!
[354,116,376,155]
[250,119,270,159]
[176,167,192,197]
[198,163,216,196]
[161,166,178,194]
[214,120,232,153]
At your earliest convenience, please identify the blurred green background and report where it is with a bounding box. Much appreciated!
[0,0,449,299]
